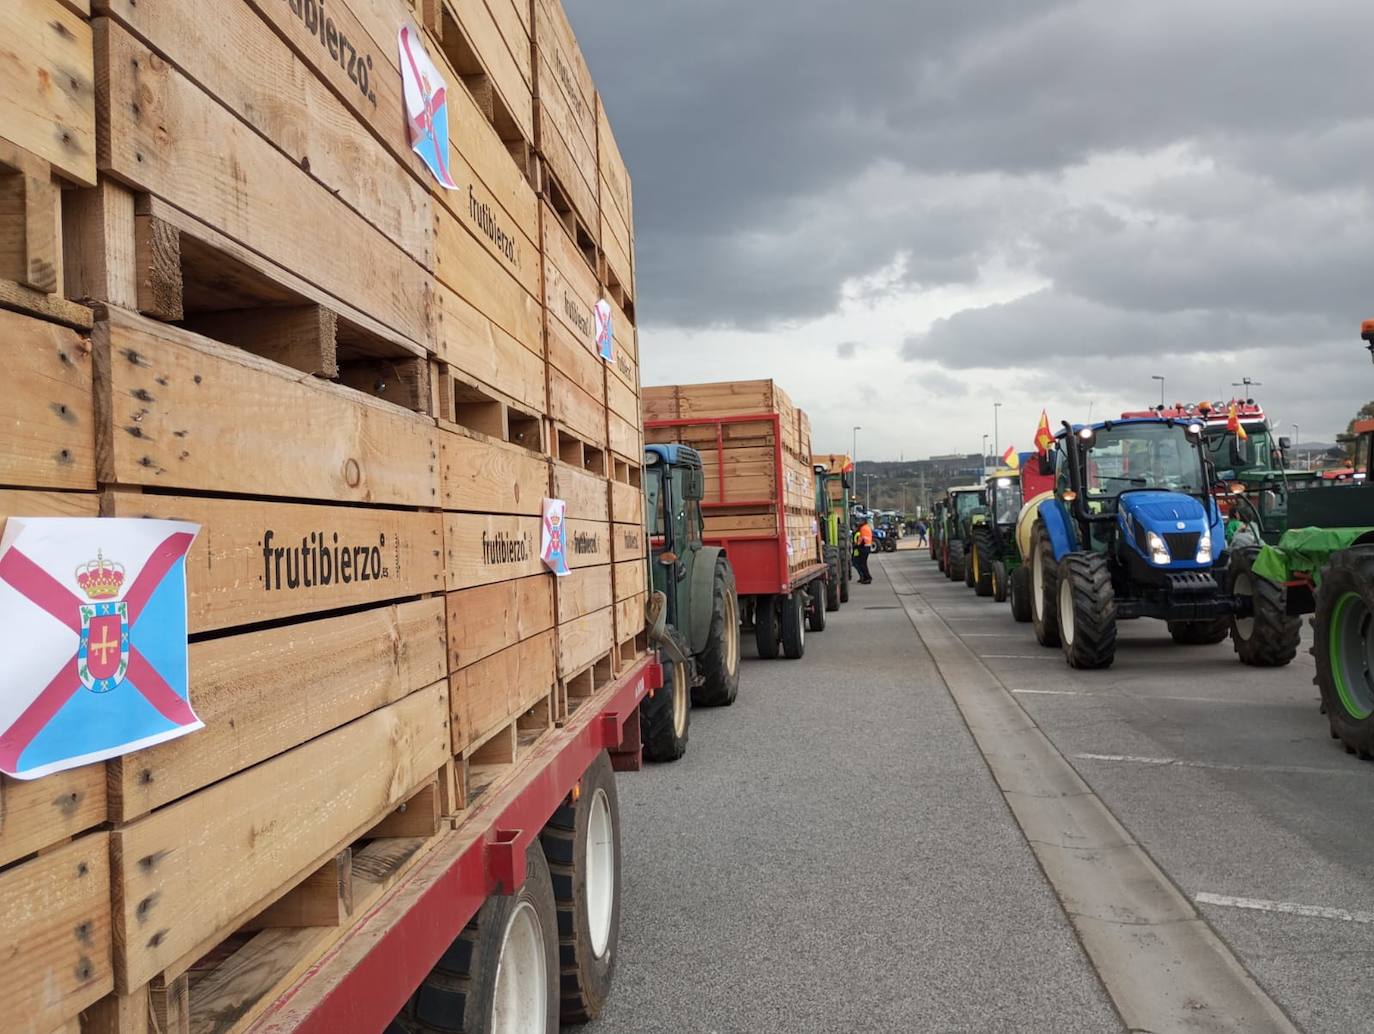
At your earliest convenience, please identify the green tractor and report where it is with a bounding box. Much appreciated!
[812,456,853,610]
[941,485,987,584]
[641,445,743,762]
[930,498,948,569]
[969,469,1022,602]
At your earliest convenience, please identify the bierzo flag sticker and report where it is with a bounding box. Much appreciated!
[541,499,570,577]
[399,24,458,190]
[0,518,202,779]
[595,299,614,361]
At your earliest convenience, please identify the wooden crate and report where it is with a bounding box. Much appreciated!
[446,575,555,671]
[611,522,645,564]
[552,458,611,522]
[556,565,613,624]
[532,0,598,241]
[565,519,612,570]
[595,95,634,308]
[609,464,644,526]
[643,380,802,457]
[613,591,645,649]
[785,511,823,574]
[440,423,549,516]
[557,606,614,679]
[613,558,646,603]
[445,512,544,590]
[451,629,555,756]
[603,291,639,395]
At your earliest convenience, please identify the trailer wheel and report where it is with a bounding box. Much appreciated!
[540,751,621,1023]
[1167,619,1229,645]
[947,539,966,582]
[1228,547,1300,666]
[823,546,841,612]
[391,842,558,1034]
[642,627,690,762]
[754,595,781,659]
[807,579,827,631]
[1314,546,1374,757]
[1030,524,1061,647]
[1057,552,1116,669]
[972,529,995,597]
[1009,564,1033,622]
[992,561,1009,603]
[693,560,740,707]
[781,591,806,659]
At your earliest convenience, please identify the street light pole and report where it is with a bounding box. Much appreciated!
[1152,375,1165,407]
[981,434,989,473]
[1292,423,1300,469]
[994,402,1002,462]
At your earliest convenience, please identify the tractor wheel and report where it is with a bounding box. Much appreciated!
[1313,546,1374,757]
[781,591,806,659]
[992,561,1009,604]
[824,546,841,612]
[1030,524,1061,648]
[963,542,976,588]
[754,595,781,659]
[972,529,995,597]
[1167,619,1230,645]
[807,579,827,632]
[947,539,966,582]
[693,559,740,707]
[1228,547,1300,667]
[840,553,851,603]
[1056,552,1116,669]
[1009,564,1033,622]
[937,542,947,574]
[642,626,690,762]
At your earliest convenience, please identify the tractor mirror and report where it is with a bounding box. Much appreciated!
[1037,452,1054,477]
[685,468,705,501]
[1278,436,1292,450]
[1229,438,1245,466]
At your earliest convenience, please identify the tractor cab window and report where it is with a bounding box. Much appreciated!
[685,497,703,547]
[645,466,665,539]
[992,479,1020,525]
[954,493,982,520]
[1081,424,1203,499]
[1355,434,1373,475]
[1205,426,1273,476]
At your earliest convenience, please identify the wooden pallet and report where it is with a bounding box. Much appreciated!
[556,648,616,724]
[436,366,545,454]
[461,695,556,808]
[550,420,609,474]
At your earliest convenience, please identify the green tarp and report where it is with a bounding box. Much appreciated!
[1252,527,1374,585]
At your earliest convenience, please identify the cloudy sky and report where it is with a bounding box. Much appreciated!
[565,0,1374,461]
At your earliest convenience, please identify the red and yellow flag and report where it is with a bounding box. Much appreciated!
[1227,403,1249,441]
[1001,445,1018,468]
[1035,410,1054,455]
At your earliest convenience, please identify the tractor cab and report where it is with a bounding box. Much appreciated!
[986,471,1022,531]
[644,445,707,635]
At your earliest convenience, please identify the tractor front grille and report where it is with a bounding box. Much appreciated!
[1164,532,1200,558]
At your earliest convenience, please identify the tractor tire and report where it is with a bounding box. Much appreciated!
[1313,546,1374,757]
[1167,619,1230,645]
[840,554,850,603]
[754,595,781,660]
[1056,552,1117,669]
[972,529,995,597]
[781,591,806,659]
[693,559,740,707]
[963,542,976,588]
[824,546,841,612]
[389,842,559,1034]
[807,579,827,632]
[1228,546,1300,667]
[992,561,1009,604]
[539,751,620,1023]
[1010,564,1033,623]
[947,539,966,582]
[1030,523,1061,647]
[937,543,947,574]
[642,627,690,762]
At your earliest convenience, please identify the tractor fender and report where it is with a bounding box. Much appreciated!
[1015,491,1055,561]
[1036,498,1077,562]
[688,546,727,655]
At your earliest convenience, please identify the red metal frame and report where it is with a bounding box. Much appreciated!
[645,412,825,597]
[247,656,661,1034]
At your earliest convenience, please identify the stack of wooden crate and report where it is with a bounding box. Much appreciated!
[0,0,643,1030]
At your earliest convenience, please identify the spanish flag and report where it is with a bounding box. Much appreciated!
[1227,403,1249,441]
[1035,410,1054,455]
[1001,444,1019,469]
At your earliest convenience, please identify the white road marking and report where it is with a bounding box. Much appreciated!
[1076,752,1174,765]
[1013,688,1087,695]
[981,654,1063,660]
[1195,893,1374,925]
[1072,752,1355,776]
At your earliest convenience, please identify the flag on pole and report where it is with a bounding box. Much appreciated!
[1035,410,1054,455]
[0,517,201,779]
[1001,445,1019,469]
[1227,403,1249,441]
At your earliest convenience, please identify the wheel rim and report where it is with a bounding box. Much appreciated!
[1233,571,1255,641]
[723,591,740,675]
[1032,547,1045,621]
[973,548,980,581]
[1059,576,1075,645]
[491,901,547,1034]
[797,596,805,647]
[671,660,688,737]
[1329,592,1374,720]
[585,788,615,959]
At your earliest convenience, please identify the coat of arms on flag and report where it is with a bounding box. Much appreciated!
[541,499,570,577]
[398,24,458,190]
[0,518,202,779]
[595,299,614,361]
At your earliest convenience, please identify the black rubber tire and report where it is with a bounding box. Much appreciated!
[963,540,976,587]
[539,752,620,1023]
[947,539,966,582]
[641,627,690,762]
[1056,552,1117,669]
[1167,619,1230,645]
[992,561,1009,604]
[781,591,806,659]
[807,579,827,631]
[1313,546,1374,757]
[754,595,781,659]
[1228,547,1300,667]
[693,559,740,706]
[389,842,559,1034]
[1010,564,1033,622]
[839,559,850,603]
[824,546,841,612]
[937,546,947,573]
[1030,524,1061,647]
[972,528,995,597]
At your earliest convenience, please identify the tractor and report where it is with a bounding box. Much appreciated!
[1024,416,1296,670]
[641,445,743,761]
[942,485,987,584]
[812,456,853,610]
[930,498,948,568]
[968,468,1022,601]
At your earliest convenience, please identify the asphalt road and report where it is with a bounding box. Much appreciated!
[598,543,1374,1033]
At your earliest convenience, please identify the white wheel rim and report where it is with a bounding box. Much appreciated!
[724,591,740,675]
[797,596,805,647]
[491,901,547,1034]
[672,661,688,737]
[1234,571,1254,640]
[585,788,615,959]
[1033,548,1045,621]
[1059,577,1075,645]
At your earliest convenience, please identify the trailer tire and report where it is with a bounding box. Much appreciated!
[754,595,781,659]
[391,842,559,1034]
[693,560,740,707]
[1030,524,1061,647]
[947,539,966,582]
[1010,564,1033,622]
[781,591,806,659]
[1228,547,1300,667]
[807,579,827,632]
[540,751,620,1024]
[1314,546,1374,757]
[1057,552,1116,669]
[971,529,995,597]
[642,627,690,762]
[824,546,841,612]
[1167,619,1230,645]
[992,561,1009,603]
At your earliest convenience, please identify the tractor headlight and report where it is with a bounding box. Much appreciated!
[1196,529,1212,564]
[1146,531,1171,565]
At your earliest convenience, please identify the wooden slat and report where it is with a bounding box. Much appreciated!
[0,307,95,490]
[446,575,554,670]
[611,521,644,564]
[105,492,444,633]
[111,684,450,992]
[551,460,610,522]
[242,850,353,931]
[94,308,438,506]
[435,0,534,145]
[609,410,640,464]
[605,360,639,424]
[541,201,598,354]
[613,591,644,646]
[548,367,607,448]
[435,280,545,411]
[555,564,611,623]
[596,95,633,238]
[612,558,645,603]
[609,476,642,526]
[434,202,539,356]
[546,309,605,404]
[108,599,446,821]
[565,518,611,570]
[0,147,58,294]
[451,629,555,754]
[556,606,613,677]
[440,425,548,515]
[444,513,543,590]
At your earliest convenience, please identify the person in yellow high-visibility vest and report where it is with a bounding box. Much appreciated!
[853,518,874,584]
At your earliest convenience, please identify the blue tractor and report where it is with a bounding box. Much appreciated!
[1025,416,1291,669]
